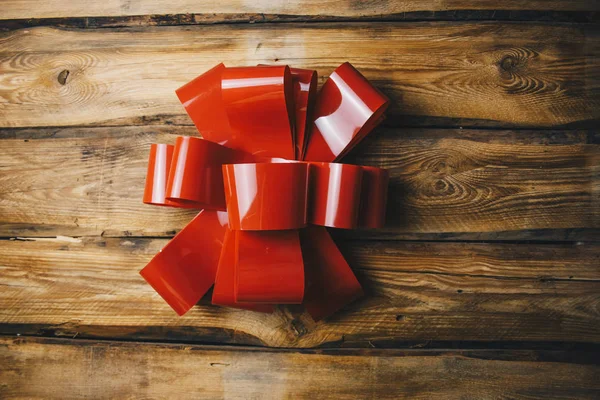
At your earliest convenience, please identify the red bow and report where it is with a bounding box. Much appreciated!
[140,62,389,320]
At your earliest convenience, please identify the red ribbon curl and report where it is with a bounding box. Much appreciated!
[140,62,389,319]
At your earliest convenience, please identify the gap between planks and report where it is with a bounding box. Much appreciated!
[1,10,598,31]
[1,334,599,360]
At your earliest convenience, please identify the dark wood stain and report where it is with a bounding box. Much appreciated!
[1,11,597,31]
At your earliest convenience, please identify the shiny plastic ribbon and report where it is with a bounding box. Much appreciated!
[141,62,389,319]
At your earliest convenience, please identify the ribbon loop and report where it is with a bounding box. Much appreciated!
[223,162,309,231]
[304,62,389,162]
[308,162,364,229]
[143,143,174,207]
[175,63,232,145]
[222,65,295,159]
[166,136,241,210]
[307,162,389,230]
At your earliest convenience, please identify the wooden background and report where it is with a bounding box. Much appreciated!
[1,1,599,398]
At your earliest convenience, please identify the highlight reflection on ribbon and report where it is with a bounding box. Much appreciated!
[141,62,389,320]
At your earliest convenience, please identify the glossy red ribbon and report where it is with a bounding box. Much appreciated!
[141,62,389,319]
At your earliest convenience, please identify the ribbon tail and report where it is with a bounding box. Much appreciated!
[212,228,274,313]
[235,230,305,304]
[139,210,228,316]
[300,225,363,321]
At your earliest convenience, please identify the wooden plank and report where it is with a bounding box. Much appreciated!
[1,1,597,21]
[0,127,597,237]
[0,237,598,347]
[0,23,598,129]
[1,337,599,400]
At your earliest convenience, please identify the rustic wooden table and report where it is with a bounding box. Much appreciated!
[1,1,599,399]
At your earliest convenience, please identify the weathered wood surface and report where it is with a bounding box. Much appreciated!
[1,6,599,398]
[1,236,598,347]
[0,127,597,237]
[1,0,597,21]
[1,337,598,400]
[1,23,598,129]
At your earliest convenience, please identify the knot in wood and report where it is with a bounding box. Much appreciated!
[57,69,70,85]
[434,179,447,191]
[500,56,518,72]
[430,159,453,176]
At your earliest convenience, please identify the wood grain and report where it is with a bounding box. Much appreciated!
[0,23,598,129]
[1,337,599,400]
[0,7,598,398]
[0,236,598,347]
[0,127,597,237]
[1,0,597,21]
